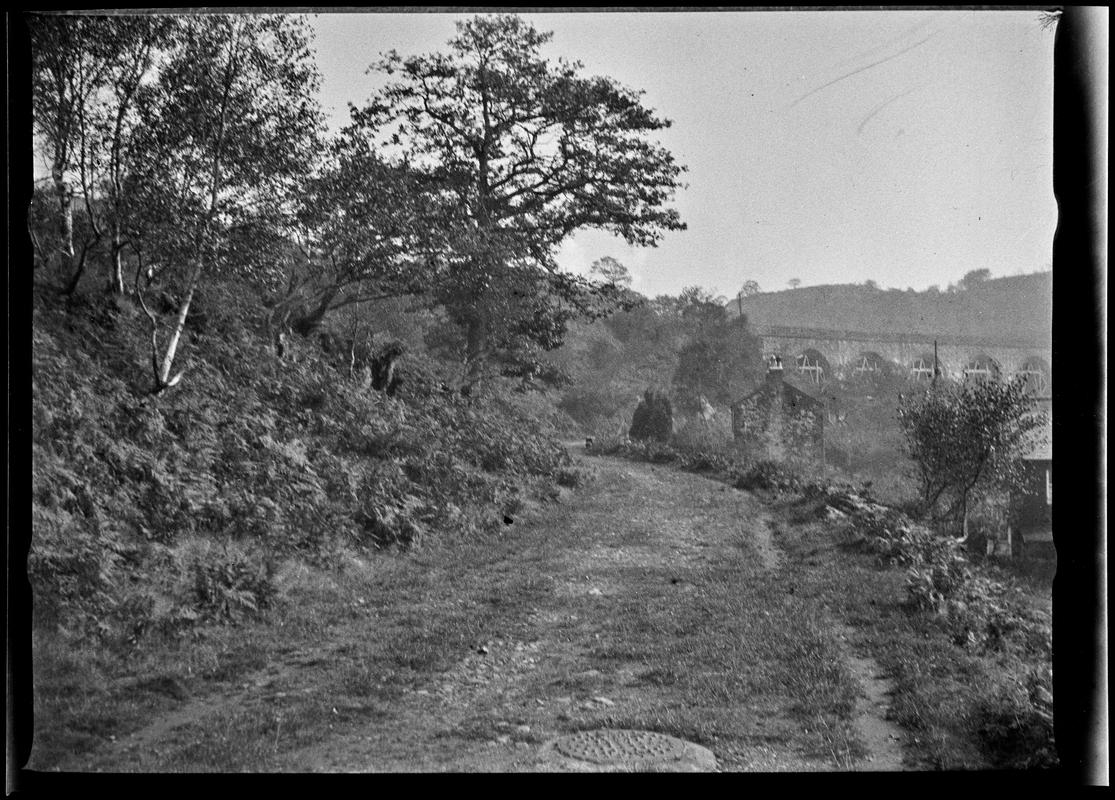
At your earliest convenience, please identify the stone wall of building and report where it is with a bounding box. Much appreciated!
[732,369,824,461]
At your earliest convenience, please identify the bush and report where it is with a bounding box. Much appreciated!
[735,460,805,493]
[555,468,583,488]
[937,574,1052,656]
[180,541,277,624]
[629,389,673,442]
[976,665,1056,768]
[670,415,733,456]
[30,444,127,635]
[824,490,1051,657]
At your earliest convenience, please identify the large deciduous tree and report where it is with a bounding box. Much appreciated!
[897,376,1046,537]
[270,133,446,341]
[350,14,686,393]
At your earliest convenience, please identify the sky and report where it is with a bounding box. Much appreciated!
[33,9,1056,299]
[309,9,1057,300]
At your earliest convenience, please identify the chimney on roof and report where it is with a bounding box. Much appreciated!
[766,355,784,386]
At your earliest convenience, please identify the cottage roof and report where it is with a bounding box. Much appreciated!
[733,378,823,410]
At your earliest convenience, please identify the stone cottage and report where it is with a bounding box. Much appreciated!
[731,356,824,461]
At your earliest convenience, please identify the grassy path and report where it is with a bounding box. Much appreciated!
[35,450,913,772]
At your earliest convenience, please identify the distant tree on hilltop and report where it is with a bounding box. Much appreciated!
[738,280,761,297]
[958,268,993,290]
[590,256,633,288]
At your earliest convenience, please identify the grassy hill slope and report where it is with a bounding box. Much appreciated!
[729,272,1052,343]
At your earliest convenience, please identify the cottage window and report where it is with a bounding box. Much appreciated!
[1046,468,1052,506]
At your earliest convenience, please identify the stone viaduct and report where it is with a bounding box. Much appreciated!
[756,325,1052,392]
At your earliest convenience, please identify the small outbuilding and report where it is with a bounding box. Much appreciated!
[1006,413,1053,558]
[731,356,824,461]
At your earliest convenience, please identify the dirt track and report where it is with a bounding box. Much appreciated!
[286,449,906,771]
[49,449,908,772]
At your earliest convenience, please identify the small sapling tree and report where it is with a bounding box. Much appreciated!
[897,376,1046,538]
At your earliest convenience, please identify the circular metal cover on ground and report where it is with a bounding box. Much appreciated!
[554,729,690,765]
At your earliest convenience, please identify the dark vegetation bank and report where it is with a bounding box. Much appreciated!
[32,280,580,642]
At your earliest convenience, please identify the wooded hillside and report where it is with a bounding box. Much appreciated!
[729,271,1052,343]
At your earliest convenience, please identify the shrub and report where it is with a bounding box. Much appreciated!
[735,460,805,493]
[555,468,583,488]
[180,541,277,624]
[976,664,1057,768]
[30,446,126,635]
[670,415,734,457]
[825,490,1052,657]
[937,574,1052,656]
[29,504,124,634]
[629,389,673,442]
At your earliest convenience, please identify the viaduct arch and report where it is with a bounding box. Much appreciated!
[756,325,1052,389]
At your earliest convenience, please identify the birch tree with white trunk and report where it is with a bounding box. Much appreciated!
[125,14,324,393]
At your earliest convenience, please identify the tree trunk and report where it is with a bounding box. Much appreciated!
[289,286,339,337]
[109,228,126,295]
[348,308,361,379]
[52,168,75,278]
[461,314,488,396]
[148,20,242,390]
[151,262,202,393]
[957,492,970,543]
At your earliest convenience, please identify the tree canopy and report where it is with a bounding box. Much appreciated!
[897,376,1045,535]
[349,14,686,391]
[590,256,633,288]
[958,268,993,290]
[738,280,761,298]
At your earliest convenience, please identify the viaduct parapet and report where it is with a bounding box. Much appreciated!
[756,325,1052,391]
